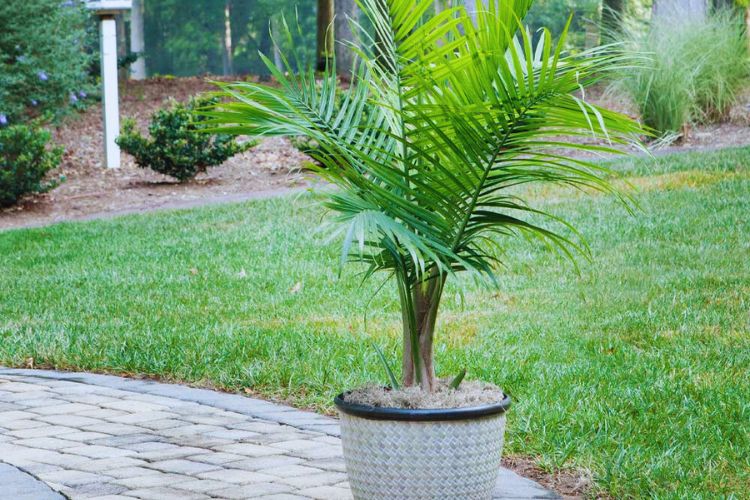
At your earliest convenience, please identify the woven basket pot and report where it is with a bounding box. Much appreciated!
[334,392,511,500]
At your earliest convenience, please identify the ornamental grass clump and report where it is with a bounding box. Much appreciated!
[207,0,645,393]
[615,9,749,136]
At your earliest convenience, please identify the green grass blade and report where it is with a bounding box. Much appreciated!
[373,343,400,390]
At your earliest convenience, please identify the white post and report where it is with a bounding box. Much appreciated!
[100,15,121,169]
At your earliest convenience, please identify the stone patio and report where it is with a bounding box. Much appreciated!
[0,368,559,499]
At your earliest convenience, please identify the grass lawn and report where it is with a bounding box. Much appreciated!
[1,147,749,497]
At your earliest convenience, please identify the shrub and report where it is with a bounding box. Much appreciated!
[0,125,63,207]
[116,97,256,182]
[0,0,94,124]
[615,10,749,136]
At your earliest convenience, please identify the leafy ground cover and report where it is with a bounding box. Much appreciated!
[1,147,748,497]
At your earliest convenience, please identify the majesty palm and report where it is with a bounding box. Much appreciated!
[207,0,645,392]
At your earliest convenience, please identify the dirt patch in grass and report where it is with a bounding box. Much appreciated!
[624,168,748,192]
[520,167,747,206]
[501,455,596,499]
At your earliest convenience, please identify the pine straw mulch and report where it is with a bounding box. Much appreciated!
[2,78,750,231]
[0,77,311,231]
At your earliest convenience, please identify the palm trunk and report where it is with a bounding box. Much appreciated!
[398,268,446,392]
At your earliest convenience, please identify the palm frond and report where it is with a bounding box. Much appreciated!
[204,0,647,288]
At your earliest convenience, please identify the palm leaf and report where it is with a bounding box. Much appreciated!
[203,0,648,389]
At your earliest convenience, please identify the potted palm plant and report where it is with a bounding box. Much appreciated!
[207,0,645,497]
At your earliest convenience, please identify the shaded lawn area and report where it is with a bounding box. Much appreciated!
[1,147,749,497]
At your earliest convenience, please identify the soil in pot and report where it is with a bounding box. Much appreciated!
[342,379,505,409]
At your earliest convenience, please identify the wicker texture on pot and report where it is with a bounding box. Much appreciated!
[339,411,506,500]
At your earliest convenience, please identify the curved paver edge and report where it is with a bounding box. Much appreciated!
[0,367,561,499]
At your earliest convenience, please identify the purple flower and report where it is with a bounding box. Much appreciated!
[78,90,87,98]
[69,93,78,104]
[61,0,75,6]
[0,114,7,126]
[30,99,38,107]
[37,71,48,81]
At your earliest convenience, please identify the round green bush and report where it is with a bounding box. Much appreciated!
[0,0,94,125]
[0,125,63,207]
[116,96,256,182]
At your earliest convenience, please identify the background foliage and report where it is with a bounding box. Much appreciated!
[143,0,316,76]
[137,0,661,77]
[0,0,94,124]
[615,9,749,135]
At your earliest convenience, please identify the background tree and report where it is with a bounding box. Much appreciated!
[0,0,93,123]
[222,0,235,75]
[525,0,599,47]
[334,0,357,78]
[142,0,315,76]
[117,14,129,80]
[317,0,334,70]
[130,0,146,79]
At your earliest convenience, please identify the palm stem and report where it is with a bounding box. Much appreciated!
[398,266,446,391]
[396,267,422,387]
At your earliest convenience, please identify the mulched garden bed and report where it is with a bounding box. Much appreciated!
[0,77,310,230]
[2,77,749,231]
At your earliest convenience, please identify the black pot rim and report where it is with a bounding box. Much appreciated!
[334,391,511,421]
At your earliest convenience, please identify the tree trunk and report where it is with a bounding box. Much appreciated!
[334,0,357,79]
[317,0,334,71]
[222,0,234,76]
[130,0,146,79]
[258,23,273,82]
[399,270,446,392]
[116,13,128,81]
[585,18,600,49]
[652,0,707,22]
